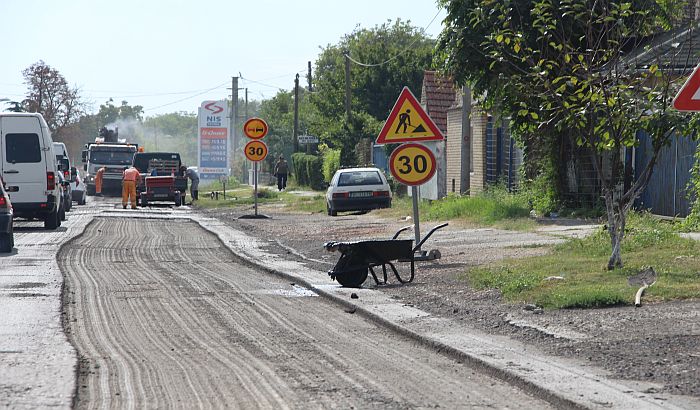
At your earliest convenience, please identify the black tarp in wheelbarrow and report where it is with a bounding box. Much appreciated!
[324,223,448,288]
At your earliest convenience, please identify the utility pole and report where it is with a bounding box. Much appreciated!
[293,74,299,153]
[245,88,248,120]
[344,53,351,121]
[307,61,313,92]
[230,76,239,177]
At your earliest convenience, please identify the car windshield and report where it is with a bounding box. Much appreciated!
[90,151,134,165]
[337,171,383,186]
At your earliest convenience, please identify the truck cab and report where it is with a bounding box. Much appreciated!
[82,141,138,195]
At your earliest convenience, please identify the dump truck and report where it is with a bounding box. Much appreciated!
[81,127,139,195]
[132,151,187,206]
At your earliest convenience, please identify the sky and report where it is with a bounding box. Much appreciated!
[0,0,446,117]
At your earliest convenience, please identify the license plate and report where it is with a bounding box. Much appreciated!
[349,191,371,198]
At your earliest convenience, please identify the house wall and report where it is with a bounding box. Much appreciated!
[446,106,463,194]
[470,108,488,194]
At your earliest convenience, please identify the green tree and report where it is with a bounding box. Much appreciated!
[437,0,693,269]
[143,113,198,166]
[22,60,84,138]
[311,19,435,165]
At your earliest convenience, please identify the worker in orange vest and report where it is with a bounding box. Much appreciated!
[121,166,141,209]
[95,166,106,196]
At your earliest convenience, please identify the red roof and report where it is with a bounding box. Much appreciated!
[420,71,456,134]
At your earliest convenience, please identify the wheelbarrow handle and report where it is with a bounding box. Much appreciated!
[392,225,414,240]
[412,222,448,252]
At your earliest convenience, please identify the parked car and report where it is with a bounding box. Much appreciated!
[325,167,392,216]
[72,171,87,205]
[0,113,62,229]
[0,176,14,253]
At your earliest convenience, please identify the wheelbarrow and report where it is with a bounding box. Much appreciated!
[324,223,448,288]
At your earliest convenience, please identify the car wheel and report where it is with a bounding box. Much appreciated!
[326,202,331,216]
[140,193,148,208]
[0,232,12,253]
[65,198,72,212]
[330,206,337,217]
[78,193,86,205]
[59,205,66,221]
[44,208,59,230]
[87,185,95,196]
[174,191,182,207]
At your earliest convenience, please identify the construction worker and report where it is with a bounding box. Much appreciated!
[95,166,105,196]
[121,165,141,209]
[180,165,199,202]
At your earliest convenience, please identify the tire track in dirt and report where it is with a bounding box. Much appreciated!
[61,217,553,409]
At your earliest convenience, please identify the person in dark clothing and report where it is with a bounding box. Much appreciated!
[273,155,289,191]
[180,165,200,201]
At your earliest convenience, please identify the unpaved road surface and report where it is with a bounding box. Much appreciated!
[60,217,552,408]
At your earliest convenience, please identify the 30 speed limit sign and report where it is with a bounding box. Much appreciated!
[389,143,436,186]
[244,140,268,162]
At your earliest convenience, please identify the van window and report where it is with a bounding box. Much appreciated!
[5,133,41,163]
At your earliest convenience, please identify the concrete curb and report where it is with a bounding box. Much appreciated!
[190,212,696,410]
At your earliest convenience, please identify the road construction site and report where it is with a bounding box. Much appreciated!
[1,197,699,409]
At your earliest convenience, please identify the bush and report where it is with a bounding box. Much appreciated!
[291,153,324,190]
[321,147,341,183]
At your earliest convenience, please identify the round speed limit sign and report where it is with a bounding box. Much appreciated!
[244,140,268,162]
[389,143,436,186]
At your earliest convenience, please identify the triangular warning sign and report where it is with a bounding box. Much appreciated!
[673,64,700,111]
[376,87,445,144]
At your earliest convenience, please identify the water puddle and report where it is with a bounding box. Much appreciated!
[255,284,318,298]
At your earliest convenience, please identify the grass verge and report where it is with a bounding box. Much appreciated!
[466,212,700,309]
[376,190,535,230]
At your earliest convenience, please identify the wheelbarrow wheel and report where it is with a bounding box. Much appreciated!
[335,268,368,288]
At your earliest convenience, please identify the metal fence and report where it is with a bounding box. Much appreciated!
[634,131,698,217]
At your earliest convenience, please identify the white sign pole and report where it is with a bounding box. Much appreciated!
[254,161,259,216]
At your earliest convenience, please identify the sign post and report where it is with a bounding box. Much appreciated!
[241,118,269,219]
[377,87,444,255]
[388,143,438,250]
[244,140,269,216]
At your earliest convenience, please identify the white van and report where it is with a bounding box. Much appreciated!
[0,113,62,229]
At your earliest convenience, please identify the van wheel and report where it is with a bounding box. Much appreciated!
[44,208,59,230]
[0,232,12,253]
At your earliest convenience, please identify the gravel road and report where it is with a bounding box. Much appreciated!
[60,216,553,408]
[201,203,700,401]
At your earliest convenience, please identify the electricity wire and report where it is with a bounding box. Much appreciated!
[143,81,229,112]
[344,10,442,67]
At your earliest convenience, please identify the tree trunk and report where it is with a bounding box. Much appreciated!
[604,189,625,270]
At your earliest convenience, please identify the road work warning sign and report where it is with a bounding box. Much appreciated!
[376,87,444,144]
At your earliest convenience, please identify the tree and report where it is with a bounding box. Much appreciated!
[22,60,84,138]
[311,19,435,165]
[95,98,144,126]
[437,0,693,269]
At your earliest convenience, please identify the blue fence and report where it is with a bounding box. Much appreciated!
[485,116,521,190]
[635,131,698,217]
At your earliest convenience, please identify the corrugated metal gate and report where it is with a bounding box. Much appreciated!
[634,131,698,217]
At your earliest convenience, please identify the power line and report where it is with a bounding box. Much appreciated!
[345,10,442,68]
[143,81,229,112]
